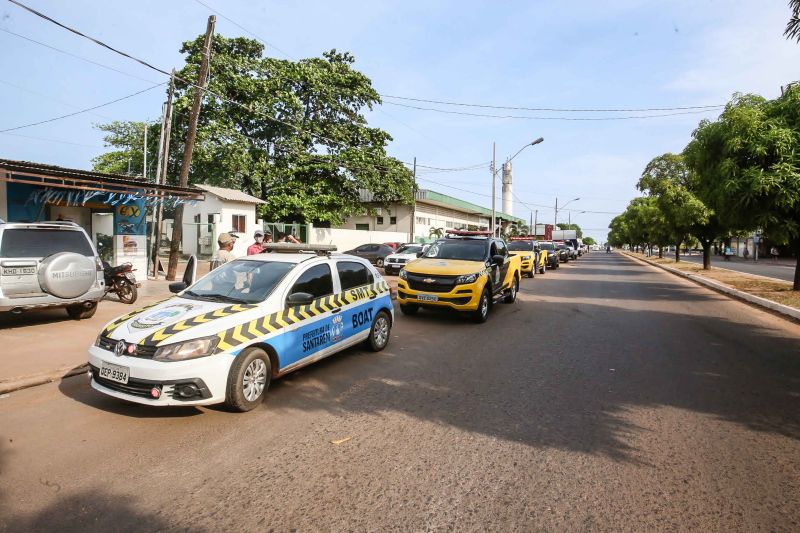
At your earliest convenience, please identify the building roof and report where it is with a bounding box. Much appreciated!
[416,189,525,224]
[195,184,266,204]
[0,158,204,199]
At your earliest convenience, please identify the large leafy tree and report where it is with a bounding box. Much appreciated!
[684,91,800,288]
[94,35,414,225]
[637,153,710,264]
[92,121,161,178]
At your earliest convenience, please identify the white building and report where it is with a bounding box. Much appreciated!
[332,188,524,243]
[179,184,265,258]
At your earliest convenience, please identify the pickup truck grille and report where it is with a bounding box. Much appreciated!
[406,273,459,293]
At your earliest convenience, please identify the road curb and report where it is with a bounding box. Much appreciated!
[622,252,800,323]
[0,364,89,395]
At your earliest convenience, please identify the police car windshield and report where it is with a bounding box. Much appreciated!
[507,241,534,251]
[423,239,487,261]
[184,260,295,304]
[538,243,555,251]
[395,245,423,254]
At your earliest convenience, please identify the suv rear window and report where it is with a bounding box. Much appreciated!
[0,229,95,258]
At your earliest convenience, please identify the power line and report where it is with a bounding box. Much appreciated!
[381,94,725,113]
[0,27,161,84]
[0,83,164,133]
[0,78,116,121]
[384,101,722,121]
[0,131,105,148]
[190,0,294,59]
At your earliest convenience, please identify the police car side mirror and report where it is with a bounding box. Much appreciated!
[169,282,187,294]
[492,255,504,266]
[287,292,313,307]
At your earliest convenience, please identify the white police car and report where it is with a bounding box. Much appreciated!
[88,244,393,412]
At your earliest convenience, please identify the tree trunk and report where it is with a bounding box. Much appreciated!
[702,240,712,270]
[658,246,663,259]
[793,239,800,291]
[675,240,681,263]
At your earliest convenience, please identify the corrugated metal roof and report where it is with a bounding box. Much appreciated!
[195,184,266,204]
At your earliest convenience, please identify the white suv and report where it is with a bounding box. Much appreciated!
[0,221,105,319]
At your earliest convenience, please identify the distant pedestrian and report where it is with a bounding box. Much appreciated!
[770,246,779,262]
[247,230,265,255]
[210,232,238,270]
[723,246,732,261]
[743,247,750,260]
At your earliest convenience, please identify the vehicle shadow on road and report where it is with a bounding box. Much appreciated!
[57,377,204,419]
[0,489,173,532]
[261,293,800,464]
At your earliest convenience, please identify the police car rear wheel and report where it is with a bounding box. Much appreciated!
[225,347,271,412]
[367,310,392,351]
[472,289,490,323]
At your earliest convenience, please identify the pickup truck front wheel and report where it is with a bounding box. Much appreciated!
[472,288,491,323]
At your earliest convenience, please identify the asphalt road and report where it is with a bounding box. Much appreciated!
[680,254,796,282]
[1,253,799,531]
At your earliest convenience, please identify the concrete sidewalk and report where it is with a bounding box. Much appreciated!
[0,280,174,394]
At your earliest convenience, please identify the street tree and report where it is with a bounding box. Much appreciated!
[637,153,710,264]
[556,223,582,238]
[684,91,800,288]
[93,35,414,226]
[583,237,596,246]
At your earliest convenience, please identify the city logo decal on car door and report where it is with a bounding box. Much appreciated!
[214,280,390,353]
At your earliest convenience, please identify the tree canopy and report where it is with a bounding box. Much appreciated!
[93,34,414,225]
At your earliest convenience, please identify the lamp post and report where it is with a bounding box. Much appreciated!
[554,197,579,226]
[491,137,543,236]
[568,210,586,226]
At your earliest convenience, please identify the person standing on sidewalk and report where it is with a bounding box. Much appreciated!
[770,246,779,262]
[210,232,238,270]
[743,247,750,260]
[247,230,265,255]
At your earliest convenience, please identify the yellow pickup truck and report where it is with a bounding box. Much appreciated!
[507,236,547,277]
[396,231,522,323]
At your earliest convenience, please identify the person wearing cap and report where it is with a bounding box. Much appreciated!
[210,232,238,270]
[247,230,266,256]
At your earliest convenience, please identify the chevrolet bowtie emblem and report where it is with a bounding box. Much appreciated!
[423,278,435,283]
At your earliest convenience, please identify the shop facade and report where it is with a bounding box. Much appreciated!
[0,159,203,279]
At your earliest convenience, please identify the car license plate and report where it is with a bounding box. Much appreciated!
[99,361,129,384]
[417,293,438,302]
[2,267,35,276]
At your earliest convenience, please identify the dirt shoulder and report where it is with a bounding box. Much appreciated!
[626,252,800,311]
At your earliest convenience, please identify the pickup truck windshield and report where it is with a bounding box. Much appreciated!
[423,240,487,262]
[396,245,423,255]
[538,243,555,251]
[184,260,295,304]
[507,241,534,251]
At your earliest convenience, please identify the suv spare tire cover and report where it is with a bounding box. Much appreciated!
[38,252,97,299]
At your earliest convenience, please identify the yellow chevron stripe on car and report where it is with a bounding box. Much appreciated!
[213,280,390,353]
[139,303,258,347]
[101,299,167,337]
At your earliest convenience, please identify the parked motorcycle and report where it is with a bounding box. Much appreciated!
[103,261,139,304]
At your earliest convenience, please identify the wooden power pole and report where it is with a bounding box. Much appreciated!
[151,70,176,278]
[167,15,216,280]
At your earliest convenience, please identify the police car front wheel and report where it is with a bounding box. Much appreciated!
[367,310,392,351]
[225,347,271,412]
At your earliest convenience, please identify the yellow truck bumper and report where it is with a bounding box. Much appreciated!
[396,279,484,311]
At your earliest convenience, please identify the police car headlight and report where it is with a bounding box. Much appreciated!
[399,269,408,280]
[455,273,478,284]
[153,336,220,362]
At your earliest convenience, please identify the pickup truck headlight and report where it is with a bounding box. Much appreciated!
[455,273,478,284]
[153,336,220,362]
[399,269,408,280]
[521,255,532,261]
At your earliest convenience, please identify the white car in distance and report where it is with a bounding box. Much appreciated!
[383,243,429,276]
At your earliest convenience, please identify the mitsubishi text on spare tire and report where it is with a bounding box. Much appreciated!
[39,252,97,299]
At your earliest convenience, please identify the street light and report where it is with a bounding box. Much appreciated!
[568,210,586,226]
[554,197,579,226]
[491,137,544,236]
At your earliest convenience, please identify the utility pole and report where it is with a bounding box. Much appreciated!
[534,210,538,235]
[167,15,215,280]
[142,124,147,180]
[554,198,558,226]
[409,157,416,243]
[491,142,496,236]
[151,70,175,278]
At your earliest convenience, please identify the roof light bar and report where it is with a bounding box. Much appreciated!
[261,243,337,256]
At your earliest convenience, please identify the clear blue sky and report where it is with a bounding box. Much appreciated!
[1,0,799,242]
